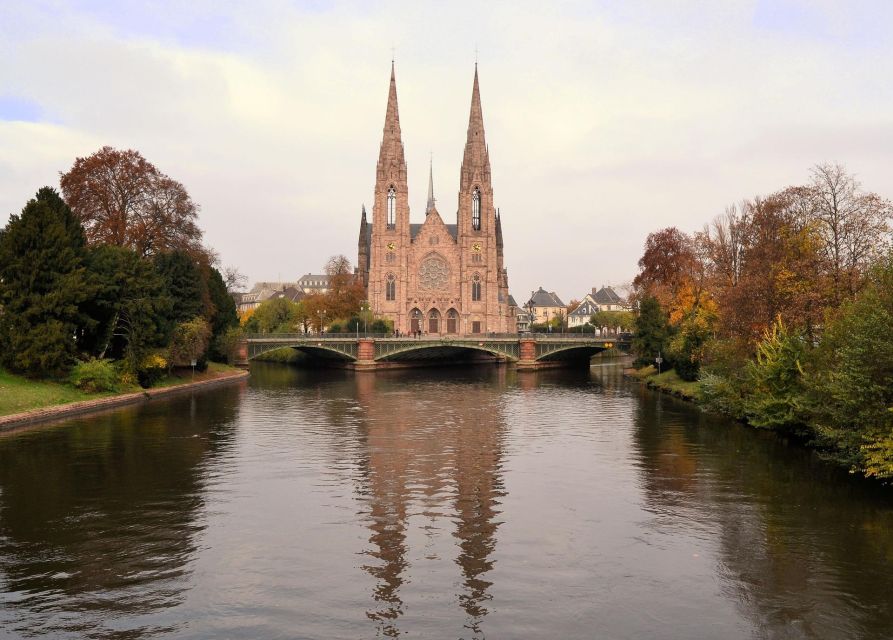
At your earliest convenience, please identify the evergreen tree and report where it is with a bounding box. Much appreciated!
[80,244,170,367]
[0,188,93,377]
[206,266,238,361]
[632,296,672,368]
[154,250,206,330]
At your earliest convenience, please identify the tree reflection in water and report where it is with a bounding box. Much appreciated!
[631,390,893,638]
[0,387,242,638]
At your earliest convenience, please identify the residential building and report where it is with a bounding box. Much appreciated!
[590,285,629,311]
[297,274,331,295]
[568,297,599,328]
[525,287,566,326]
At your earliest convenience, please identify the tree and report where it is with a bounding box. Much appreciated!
[743,318,811,433]
[0,188,93,377]
[80,244,169,367]
[808,163,892,303]
[206,266,239,361]
[154,250,207,328]
[322,255,366,322]
[633,227,698,305]
[249,298,304,333]
[168,317,212,368]
[566,299,581,315]
[807,258,893,477]
[303,293,329,333]
[223,265,248,292]
[632,296,672,367]
[60,146,205,259]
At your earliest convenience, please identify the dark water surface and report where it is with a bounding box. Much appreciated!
[1,362,892,639]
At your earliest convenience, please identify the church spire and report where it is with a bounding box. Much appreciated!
[426,156,435,214]
[378,61,406,172]
[460,63,491,191]
[467,63,484,143]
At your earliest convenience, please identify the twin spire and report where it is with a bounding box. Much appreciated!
[379,61,488,209]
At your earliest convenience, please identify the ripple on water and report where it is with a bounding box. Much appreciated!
[0,363,892,638]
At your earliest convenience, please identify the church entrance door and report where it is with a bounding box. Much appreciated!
[446,309,458,334]
[428,309,440,334]
[410,308,422,334]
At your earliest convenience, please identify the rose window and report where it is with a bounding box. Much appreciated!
[418,255,450,291]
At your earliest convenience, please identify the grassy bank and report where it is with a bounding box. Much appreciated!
[0,368,109,416]
[629,365,702,401]
[0,363,243,417]
[251,347,309,364]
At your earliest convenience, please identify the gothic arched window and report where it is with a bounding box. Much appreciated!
[472,273,482,301]
[387,186,396,229]
[386,273,396,301]
[472,187,481,230]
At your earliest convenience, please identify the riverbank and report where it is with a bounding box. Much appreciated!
[0,364,248,432]
[626,365,701,401]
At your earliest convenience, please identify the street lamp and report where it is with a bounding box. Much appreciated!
[360,301,369,337]
[318,309,326,336]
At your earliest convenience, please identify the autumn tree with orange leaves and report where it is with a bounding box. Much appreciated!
[60,146,205,260]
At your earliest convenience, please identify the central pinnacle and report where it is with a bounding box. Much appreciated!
[426,156,435,214]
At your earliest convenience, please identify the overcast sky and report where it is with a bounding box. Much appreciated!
[2,1,892,303]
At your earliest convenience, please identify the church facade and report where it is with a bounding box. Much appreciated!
[357,64,513,335]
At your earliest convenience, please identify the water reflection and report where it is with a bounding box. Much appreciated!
[632,391,893,639]
[0,386,242,638]
[2,362,893,638]
[350,370,508,637]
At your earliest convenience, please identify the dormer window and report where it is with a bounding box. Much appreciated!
[472,188,481,230]
[387,186,396,229]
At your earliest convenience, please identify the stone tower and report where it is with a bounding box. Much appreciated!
[361,63,512,335]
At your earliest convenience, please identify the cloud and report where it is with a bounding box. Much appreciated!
[1,0,891,301]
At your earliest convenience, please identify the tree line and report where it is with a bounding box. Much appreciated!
[241,255,391,335]
[631,163,893,478]
[0,147,239,389]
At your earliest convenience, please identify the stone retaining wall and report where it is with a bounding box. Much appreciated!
[0,370,249,433]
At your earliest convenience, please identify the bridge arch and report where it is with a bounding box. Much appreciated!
[374,340,518,363]
[534,343,611,362]
[247,342,357,362]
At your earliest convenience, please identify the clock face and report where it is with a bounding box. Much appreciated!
[386,242,396,251]
[472,242,482,253]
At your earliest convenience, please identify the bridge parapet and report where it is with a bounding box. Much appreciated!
[241,333,629,370]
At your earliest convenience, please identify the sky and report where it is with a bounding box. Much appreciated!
[2,0,892,303]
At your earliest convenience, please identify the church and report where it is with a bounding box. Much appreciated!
[357,63,514,335]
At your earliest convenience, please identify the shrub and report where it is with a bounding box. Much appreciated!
[137,352,167,388]
[70,358,119,393]
[327,321,343,333]
[699,372,746,419]
[214,326,245,365]
[168,317,211,368]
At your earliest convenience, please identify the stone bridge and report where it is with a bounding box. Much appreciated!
[237,333,629,371]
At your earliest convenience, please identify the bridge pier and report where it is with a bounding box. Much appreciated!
[235,338,250,368]
[352,338,377,371]
[516,337,538,371]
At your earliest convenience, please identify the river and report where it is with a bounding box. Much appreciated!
[1,362,892,639]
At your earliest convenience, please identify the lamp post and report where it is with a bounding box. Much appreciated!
[361,301,369,337]
[318,309,326,336]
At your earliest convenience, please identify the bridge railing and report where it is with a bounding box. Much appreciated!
[244,332,632,342]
